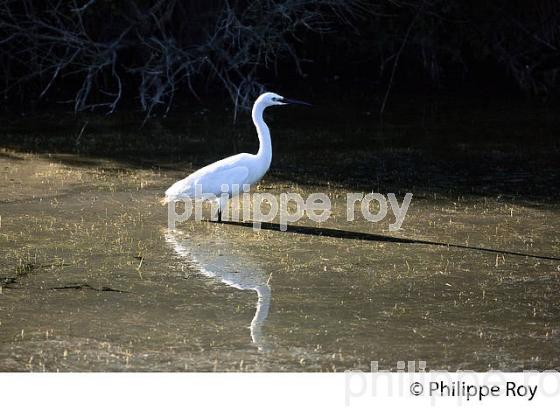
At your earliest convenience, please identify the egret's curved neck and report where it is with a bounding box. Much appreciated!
[252,103,272,167]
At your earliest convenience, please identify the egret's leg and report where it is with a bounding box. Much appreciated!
[218,196,228,222]
[211,198,221,222]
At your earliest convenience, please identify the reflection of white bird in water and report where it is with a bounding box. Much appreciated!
[161,92,310,221]
[164,230,272,351]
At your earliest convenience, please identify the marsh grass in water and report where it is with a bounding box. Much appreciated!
[0,97,559,371]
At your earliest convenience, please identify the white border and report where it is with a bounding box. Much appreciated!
[1,372,558,409]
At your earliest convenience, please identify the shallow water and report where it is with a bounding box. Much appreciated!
[0,149,558,372]
[0,101,559,371]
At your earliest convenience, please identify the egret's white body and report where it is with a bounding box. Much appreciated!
[162,92,309,218]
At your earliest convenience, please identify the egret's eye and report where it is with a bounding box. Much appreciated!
[272,97,279,102]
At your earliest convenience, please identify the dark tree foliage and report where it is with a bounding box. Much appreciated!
[0,0,559,116]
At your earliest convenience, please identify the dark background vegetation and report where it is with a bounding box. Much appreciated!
[0,0,559,203]
[1,0,559,117]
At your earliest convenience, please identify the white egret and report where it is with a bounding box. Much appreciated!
[161,92,310,221]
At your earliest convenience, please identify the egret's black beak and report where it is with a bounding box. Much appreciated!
[280,97,311,106]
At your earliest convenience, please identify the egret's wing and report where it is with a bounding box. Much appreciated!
[165,165,250,199]
[164,154,251,199]
[196,165,250,195]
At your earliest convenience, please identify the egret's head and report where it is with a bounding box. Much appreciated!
[256,92,311,108]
